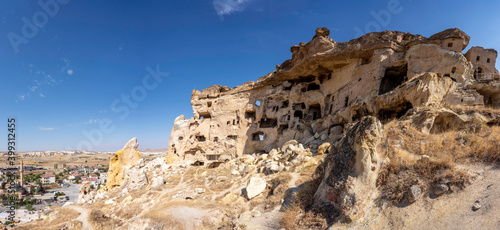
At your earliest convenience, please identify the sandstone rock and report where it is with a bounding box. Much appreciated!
[314,116,383,222]
[268,149,278,158]
[434,183,449,196]
[407,185,421,203]
[106,137,142,189]
[151,176,165,188]
[77,182,93,203]
[195,188,206,194]
[127,168,148,191]
[317,142,331,155]
[231,169,240,176]
[166,27,499,168]
[245,177,266,199]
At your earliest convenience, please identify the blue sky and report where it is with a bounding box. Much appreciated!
[1,0,499,151]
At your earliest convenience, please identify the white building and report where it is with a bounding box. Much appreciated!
[41,174,56,184]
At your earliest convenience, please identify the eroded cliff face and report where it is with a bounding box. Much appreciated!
[106,137,142,189]
[167,27,500,167]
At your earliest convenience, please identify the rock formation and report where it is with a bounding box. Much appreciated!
[106,137,142,189]
[167,27,500,166]
[313,116,384,221]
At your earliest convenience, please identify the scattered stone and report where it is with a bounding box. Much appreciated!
[246,177,266,199]
[407,185,421,203]
[195,188,206,194]
[472,201,481,211]
[151,176,165,188]
[434,183,449,196]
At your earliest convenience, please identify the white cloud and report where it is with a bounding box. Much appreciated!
[39,92,45,98]
[213,0,254,19]
[67,69,74,75]
[30,86,38,91]
[38,126,56,131]
[84,119,102,125]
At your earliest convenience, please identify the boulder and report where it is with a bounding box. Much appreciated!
[407,185,421,203]
[151,176,165,188]
[245,177,266,200]
[434,183,449,196]
[127,168,148,191]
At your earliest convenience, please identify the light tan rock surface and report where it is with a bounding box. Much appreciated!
[106,137,142,189]
[314,116,384,222]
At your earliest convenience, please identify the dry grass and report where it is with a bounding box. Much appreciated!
[279,160,328,229]
[378,119,500,204]
[14,207,81,230]
[142,213,185,229]
[264,173,292,209]
[88,209,123,230]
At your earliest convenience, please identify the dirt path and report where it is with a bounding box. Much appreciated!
[289,172,300,188]
[67,205,93,230]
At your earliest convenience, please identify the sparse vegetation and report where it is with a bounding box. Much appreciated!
[377,117,499,204]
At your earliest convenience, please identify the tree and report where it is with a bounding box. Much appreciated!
[54,164,58,169]
[25,203,34,211]
[55,192,65,197]
[90,185,95,190]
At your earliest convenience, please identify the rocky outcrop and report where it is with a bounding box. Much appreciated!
[167,27,500,166]
[106,137,142,189]
[126,168,148,191]
[314,116,384,222]
[78,182,95,203]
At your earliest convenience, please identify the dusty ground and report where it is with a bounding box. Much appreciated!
[333,164,500,230]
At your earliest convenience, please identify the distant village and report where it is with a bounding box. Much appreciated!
[0,161,108,224]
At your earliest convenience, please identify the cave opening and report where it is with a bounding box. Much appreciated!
[294,110,303,119]
[278,124,289,135]
[377,101,413,123]
[199,112,212,120]
[379,63,408,95]
[307,83,320,91]
[191,161,204,166]
[245,111,256,120]
[252,131,265,141]
[308,104,322,120]
[196,135,206,142]
[259,118,278,128]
